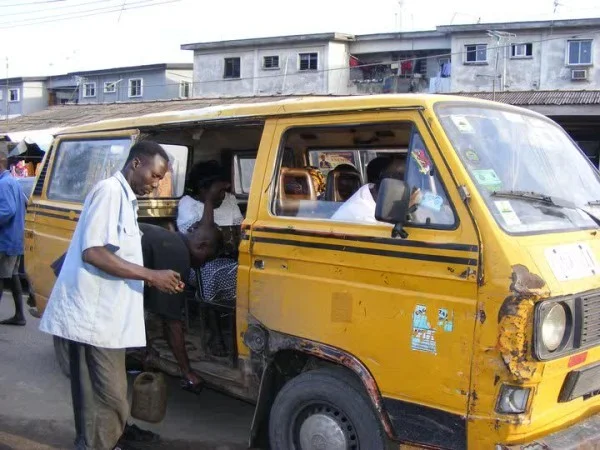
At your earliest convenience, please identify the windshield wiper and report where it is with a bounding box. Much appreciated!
[588,200,600,206]
[491,190,568,207]
[491,190,600,227]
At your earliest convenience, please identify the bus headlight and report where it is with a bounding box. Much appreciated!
[541,303,567,352]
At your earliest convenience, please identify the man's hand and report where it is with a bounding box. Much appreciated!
[148,270,183,294]
[409,188,422,211]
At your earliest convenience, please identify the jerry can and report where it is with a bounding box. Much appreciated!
[131,372,167,423]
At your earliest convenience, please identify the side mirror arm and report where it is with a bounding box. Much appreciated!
[391,223,409,239]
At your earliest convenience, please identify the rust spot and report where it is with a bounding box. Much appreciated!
[478,309,487,324]
[511,264,546,296]
[447,266,455,273]
[494,375,500,386]
[459,267,477,279]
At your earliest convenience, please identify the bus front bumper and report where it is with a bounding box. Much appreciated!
[498,412,600,450]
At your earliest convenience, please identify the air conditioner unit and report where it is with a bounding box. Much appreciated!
[571,69,588,80]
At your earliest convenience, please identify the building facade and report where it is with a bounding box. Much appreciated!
[0,77,48,120]
[181,33,355,97]
[0,63,193,118]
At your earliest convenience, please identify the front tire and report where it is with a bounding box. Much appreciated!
[269,368,386,450]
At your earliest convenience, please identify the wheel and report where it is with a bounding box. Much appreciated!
[269,368,386,450]
[53,335,70,378]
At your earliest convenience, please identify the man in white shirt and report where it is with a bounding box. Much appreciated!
[332,157,413,223]
[40,141,183,450]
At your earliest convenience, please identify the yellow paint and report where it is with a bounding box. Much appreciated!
[25,94,600,448]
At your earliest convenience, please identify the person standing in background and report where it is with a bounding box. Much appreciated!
[0,146,27,326]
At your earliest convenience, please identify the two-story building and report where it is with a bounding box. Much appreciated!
[181,33,355,97]
[0,63,194,118]
[443,17,600,93]
[72,63,193,104]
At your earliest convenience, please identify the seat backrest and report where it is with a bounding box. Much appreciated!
[324,166,362,202]
[278,168,317,216]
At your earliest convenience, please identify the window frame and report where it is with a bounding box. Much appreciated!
[464,44,488,64]
[511,43,533,59]
[179,80,191,98]
[103,81,117,93]
[567,39,593,66]
[83,82,96,98]
[269,120,459,230]
[298,52,319,71]
[128,78,143,98]
[8,88,19,102]
[263,55,280,70]
[223,57,241,79]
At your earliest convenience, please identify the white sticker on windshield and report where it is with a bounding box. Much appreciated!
[450,115,475,134]
[110,145,125,155]
[495,200,522,226]
[545,243,600,282]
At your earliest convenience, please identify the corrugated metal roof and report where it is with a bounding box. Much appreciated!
[2,90,599,134]
[0,95,313,133]
[455,90,600,106]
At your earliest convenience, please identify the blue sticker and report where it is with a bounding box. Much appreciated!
[438,308,454,332]
[411,305,437,354]
[420,192,443,212]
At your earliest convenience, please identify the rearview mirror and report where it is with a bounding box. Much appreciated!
[375,178,410,238]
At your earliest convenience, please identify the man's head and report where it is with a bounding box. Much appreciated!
[188,160,230,208]
[366,156,392,184]
[0,147,8,172]
[186,223,221,266]
[379,158,406,185]
[123,141,170,196]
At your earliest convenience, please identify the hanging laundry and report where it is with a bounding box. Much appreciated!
[441,62,451,78]
[400,60,413,75]
[349,56,361,68]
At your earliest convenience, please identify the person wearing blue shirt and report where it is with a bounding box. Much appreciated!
[0,147,27,326]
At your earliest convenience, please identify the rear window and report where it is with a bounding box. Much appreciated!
[47,139,188,202]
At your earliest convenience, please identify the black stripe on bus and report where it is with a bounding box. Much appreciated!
[252,236,477,266]
[253,226,478,253]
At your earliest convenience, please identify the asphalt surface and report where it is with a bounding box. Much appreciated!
[0,293,254,450]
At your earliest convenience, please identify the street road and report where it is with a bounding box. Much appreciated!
[0,295,254,450]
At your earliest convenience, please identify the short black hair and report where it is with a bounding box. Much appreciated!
[366,156,391,184]
[187,160,226,194]
[125,140,170,165]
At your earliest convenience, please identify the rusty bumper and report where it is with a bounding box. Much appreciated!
[498,413,600,450]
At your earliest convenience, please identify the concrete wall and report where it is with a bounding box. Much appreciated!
[0,82,23,117]
[192,43,333,97]
[327,41,350,94]
[77,69,169,103]
[22,81,48,115]
[450,28,600,92]
[165,69,193,99]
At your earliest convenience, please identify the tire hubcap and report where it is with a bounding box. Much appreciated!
[295,404,358,450]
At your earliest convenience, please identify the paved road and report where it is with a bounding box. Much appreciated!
[0,294,254,450]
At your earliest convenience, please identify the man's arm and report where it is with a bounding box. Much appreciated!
[81,182,182,293]
[0,187,16,225]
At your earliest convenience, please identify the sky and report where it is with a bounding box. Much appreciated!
[1,0,600,77]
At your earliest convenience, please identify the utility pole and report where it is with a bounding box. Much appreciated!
[5,57,8,121]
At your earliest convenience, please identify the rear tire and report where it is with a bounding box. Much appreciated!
[269,368,386,450]
[53,335,70,378]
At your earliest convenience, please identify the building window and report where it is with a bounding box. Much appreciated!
[83,83,96,98]
[299,52,318,71]
[263,55,280,69]
[129,78,143,97]
[511,43,533,58]
[179,81,191,98]
[8,88,19,102]
[0,90,3,101]
[104,81,117,93]
[224,57,241,79]
[465,44,487,63]
[568,40,593,65]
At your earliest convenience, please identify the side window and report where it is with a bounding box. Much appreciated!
[233,153,256,196]
[405,129,456,227]
[148,144,188,198]
[47,138,132,202]
[272,122,411,221]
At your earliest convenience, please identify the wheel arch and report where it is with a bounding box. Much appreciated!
[247,326,394,448]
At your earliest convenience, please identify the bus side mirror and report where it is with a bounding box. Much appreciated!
[375,178,410,239]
